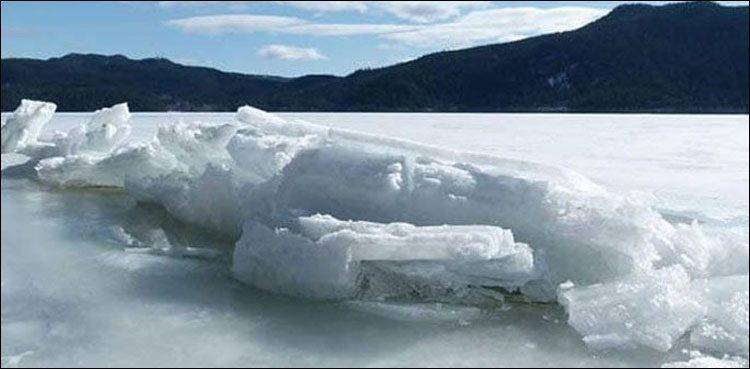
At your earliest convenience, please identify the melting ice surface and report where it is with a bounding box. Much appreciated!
[1,100,748,367]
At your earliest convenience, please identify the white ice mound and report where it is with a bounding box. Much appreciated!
[6,100,749,355]
[1,99,57,154]
[233,215,537,300]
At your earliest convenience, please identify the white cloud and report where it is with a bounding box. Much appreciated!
[156,1,253,8]
[374,1,490,23]
[384,7,609,48]
[166,14,305,34]
[258,44,327,60]
[287,23,417,36]
[167,6,609,49]
[155,1,369,12]
[278,1,368,13]
[167,14,417,36]
[280,1,491,22]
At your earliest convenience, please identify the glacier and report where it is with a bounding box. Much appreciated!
[1,99,748,364]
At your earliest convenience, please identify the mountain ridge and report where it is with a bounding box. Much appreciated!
[2,2,748,113]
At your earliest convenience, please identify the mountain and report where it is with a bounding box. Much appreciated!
[1,54,299,111]
[2,2,748,113]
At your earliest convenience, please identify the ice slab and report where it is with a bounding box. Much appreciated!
[233,215,537,301]
[297,214,528,262]
[0,100,56,154]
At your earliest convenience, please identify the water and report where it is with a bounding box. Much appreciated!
[2,112,748,367]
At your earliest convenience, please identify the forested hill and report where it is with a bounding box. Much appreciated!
[2,2,748,113]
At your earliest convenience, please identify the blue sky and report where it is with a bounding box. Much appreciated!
[1,1,747,77]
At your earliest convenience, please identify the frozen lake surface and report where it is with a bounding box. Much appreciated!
[2,110,748,367]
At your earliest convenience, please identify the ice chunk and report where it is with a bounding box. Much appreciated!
[233,214,538,301]
[37,120,237,188]
[86,102,132,129]
[297,214,526,262]
[36,142,181,188]
[703,230,750,278]
[227,129,318,182]
[236,105,288,127]
[127,165,248,237]
[690,276,749,357]
[232,221,357,299]
[154,121,238,175]
[300,214,540,302]
[53,103,132,156]
[559,266,705,351]
[1,100,56,154]
[1,153,30,171]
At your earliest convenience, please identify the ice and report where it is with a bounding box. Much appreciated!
[52,103,132,156]
[124,245,224,259]
[702,230,750,278]
[36,115,238,189]
[346,301,483,323]
[0,351,34,367]
[233,214,537,300]
[558,265,705,351]
[36,142,181,188]
[662,351,749,368]
[236,105,288,127]
[232,221,357,299]
[0,100,56,155]
[1,153,30,171]
[154,121,238,174]
[227,130,319,182]
[104,225,142,247]
[690,276,749,357]
[105,226,225,259]
[297,214,526,261]
[2,101,749,364]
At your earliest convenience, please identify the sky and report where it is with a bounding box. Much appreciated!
[1,1,747,77]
